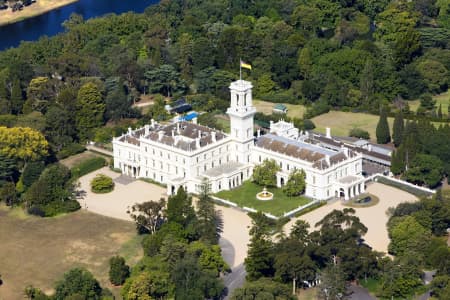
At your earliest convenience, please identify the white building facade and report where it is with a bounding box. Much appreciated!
[113,79,364,200]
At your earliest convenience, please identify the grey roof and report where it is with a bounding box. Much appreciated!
[255,134,356,170]
[118,122,227,151]
[203,162,246,178]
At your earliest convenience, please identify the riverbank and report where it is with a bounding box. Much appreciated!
[0,0,79,26]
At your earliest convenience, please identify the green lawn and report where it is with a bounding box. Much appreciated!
[253,99,306,119]
[408,91,449,114]
[215,181,310,216]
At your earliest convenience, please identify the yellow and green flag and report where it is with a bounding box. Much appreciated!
[240,60,252,70]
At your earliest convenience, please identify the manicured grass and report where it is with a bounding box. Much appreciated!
[215,181,310,216]
[312,111,395,141]
[253,99,307,119]
[0,209,140,299]
[408,91,449,114]
[70,156,108,179]
[215,114,231,133]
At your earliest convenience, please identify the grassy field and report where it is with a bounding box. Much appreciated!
[408,91,449,114]
[0,206,141,299]
[60,151,108,169]
[312,111,394,140]
[253,99,306,119]
[215,181,310,216]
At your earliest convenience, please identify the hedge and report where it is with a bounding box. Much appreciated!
[71,157,107,179]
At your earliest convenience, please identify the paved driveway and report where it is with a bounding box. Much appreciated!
[285,182,418,253]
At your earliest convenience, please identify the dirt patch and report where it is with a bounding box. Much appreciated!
[0,209,140,299]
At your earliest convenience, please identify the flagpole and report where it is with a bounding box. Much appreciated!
[239,58,242,80]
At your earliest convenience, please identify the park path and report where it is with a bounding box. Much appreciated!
[284,182,418,254]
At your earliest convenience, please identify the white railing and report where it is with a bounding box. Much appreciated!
[211,195,321,220]
[370,174,435,194]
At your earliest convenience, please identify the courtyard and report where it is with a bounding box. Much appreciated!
[284,182,419,253]
[215,181,311,217]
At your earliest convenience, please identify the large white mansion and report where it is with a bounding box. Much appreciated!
[113,80,365,201]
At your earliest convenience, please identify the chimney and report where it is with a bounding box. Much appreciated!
[144,125,150,135]
[195,137,200,148]
[211,132,216,142]
[172,130,175,137]
[151,119,156,128]
[128,127,132,134]
[192,117,197,124]
[198,130,201,139]
[342,146,349,157]
[326,127,331,139]
[177,122,180,134]
[257,129,261,138]
[368,144,372,152]
[158,131,164,141]
[325,155,330,166]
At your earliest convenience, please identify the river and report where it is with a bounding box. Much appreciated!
[0,0,158,51]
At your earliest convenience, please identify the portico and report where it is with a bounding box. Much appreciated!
[334,175,365,200]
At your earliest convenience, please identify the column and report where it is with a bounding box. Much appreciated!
[344,188,349,201]
[349,186,354,198]
[361,183,365,193]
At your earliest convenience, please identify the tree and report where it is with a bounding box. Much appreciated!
[105,82,132,121]
[252,159,280,187]
[22,161,45,188]
[349,128,370,140]
[317,263,348,300]
[405,154,444,187]
[25,163,79,216]
[196,178,222,244]
[90,174,114,193]
[0,126,48,162]
[76,82,105,141]
[231,277,294,300]
[172,254,224,300]
[122,270,171,300]
[245,214,276,280]
[388,216,430,258]
[275,223,316,294]
[390,149,405,175]
[10,78,23,115]
[109,256,130,286]
[419,93,436,111]
[166,186,196,231]
[129,198,166,235]
[376,109,390,144]
[54,268,103,300]
[283,169,306,197]
[0,153,17,184]
[0,182,17,206]
[145,65,186,97]
[392,111,404,147]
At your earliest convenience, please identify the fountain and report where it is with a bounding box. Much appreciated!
[256,187,274,201]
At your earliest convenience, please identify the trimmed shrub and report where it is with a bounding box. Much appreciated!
[71,157,107,179]
[109,256,130,285]
[56,143,86,160]
[349,128,370,140]
[91,174,114,193]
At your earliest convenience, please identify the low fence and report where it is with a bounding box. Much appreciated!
[370,174,435,194]
[211,196,320,220]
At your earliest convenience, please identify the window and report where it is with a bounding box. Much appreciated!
[313,176,316,184]
[160,151,162,157]
[145,147,147,152]
[259,155,261,162]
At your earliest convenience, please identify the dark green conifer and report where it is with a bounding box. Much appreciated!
[392,111,404,147]
[10,78,23,115]
[437,104,442,119]
[376,109,391,144]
